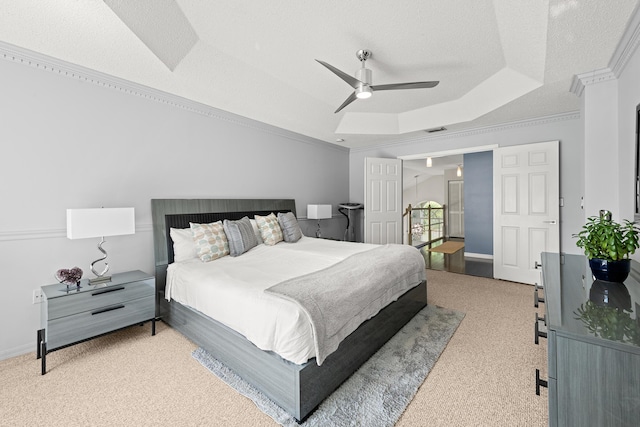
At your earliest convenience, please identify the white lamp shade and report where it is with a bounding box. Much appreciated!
[307,204,332,220]
[67,208,135,239]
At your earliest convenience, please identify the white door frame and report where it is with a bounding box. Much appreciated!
[398,145,499,162]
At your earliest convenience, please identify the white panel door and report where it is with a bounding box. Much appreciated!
[493,141,559,284]
[448,180,464,238]
[364,157,403,244]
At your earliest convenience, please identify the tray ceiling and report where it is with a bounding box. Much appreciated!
[0,0,637,148]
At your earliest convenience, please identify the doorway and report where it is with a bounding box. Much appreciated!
[403,153,492,278]
[399,141,559,284]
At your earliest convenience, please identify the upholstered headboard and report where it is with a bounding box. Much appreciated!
[150,199,297,298]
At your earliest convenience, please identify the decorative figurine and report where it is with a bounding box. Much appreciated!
[55,267,83,289]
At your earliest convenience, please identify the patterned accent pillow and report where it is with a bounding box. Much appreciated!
[277,212,302,243]
[255,213,284,246]
[190,221,229,262]
[223,216,258,257]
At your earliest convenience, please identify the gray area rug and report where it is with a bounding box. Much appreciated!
[192,304,464,426]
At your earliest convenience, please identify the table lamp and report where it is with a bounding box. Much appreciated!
[307,204,331,238]
[66,207,135,284]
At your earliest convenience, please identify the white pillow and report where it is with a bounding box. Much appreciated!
[170,227,197,263]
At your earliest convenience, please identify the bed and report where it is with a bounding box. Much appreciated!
[151,198,427,421]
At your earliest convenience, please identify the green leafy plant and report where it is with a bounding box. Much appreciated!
[573,213,640,261]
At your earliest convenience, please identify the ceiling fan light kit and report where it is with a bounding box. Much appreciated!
[317,49,439,113]
[356,85,372,99]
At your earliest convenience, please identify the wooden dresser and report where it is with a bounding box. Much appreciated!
[536,253,640,427]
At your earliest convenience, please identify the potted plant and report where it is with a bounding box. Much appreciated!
[574,210,640,282]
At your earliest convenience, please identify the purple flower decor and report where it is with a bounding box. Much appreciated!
[56,267,83,285]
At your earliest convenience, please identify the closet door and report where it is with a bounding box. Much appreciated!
[448,180,464,238]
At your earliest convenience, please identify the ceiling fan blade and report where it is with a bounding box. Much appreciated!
[370,81,439,91]
[334,92,358,113]
[316,60,362,89]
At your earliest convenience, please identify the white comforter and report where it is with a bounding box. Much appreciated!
[166,236,380,364]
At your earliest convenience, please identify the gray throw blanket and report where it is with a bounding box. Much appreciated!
[265,244,426,365]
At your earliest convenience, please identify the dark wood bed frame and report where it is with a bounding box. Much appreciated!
[151,198,427,421]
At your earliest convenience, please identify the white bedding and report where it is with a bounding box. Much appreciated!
[166,236,380,364]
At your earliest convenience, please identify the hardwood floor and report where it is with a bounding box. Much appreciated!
[418,238,493,279]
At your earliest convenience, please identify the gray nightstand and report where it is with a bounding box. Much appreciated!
[37,270,155,374]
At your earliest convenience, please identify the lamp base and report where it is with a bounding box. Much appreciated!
[89,275,112,285]
[90,236,110,284]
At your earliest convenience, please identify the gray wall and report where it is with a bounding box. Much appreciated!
[463,151,493,256]
[403,175,445,208]
[0,45,349,359]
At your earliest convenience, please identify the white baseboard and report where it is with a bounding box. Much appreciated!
[464,252,494,260]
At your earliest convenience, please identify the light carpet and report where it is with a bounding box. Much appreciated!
[192,304,464,427]
[427,241,465,254]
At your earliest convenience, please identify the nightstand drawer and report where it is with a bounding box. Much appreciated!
[47,278,154,320]
[47,295,155,349]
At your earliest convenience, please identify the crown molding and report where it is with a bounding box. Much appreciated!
[570,3,640,97]
[350,111,580,153]
[0,41,347,154]
[609,1,640,77]
[570,68,616,97]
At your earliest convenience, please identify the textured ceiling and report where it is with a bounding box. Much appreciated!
[0,0,637,148]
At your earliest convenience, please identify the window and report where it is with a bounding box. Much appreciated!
[411,201,444,243]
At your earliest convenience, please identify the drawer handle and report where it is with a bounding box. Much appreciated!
[535,369,548,395]
[92,286,125,296]
[534,314,547,345]
[91,304,125,315]
[534,289,545,308]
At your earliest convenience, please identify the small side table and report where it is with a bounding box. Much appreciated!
[37,270,155,374]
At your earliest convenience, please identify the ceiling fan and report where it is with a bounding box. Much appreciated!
[316,49,439,113]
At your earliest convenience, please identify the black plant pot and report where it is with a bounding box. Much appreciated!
[588,258,631,283]
[589,280,632,310]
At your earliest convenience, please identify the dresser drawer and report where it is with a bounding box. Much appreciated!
[47,278,154,320]
[47,295,155,349]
